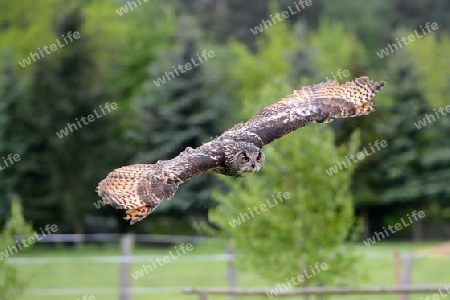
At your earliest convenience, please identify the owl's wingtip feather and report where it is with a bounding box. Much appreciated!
[350,76,386,116]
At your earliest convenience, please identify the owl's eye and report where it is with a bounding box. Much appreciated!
[242,156,249,162]
[256,153,262,162]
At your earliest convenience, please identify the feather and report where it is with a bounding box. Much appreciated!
[96,76,385,224]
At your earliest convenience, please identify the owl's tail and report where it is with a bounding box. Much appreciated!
[123,205,155,225]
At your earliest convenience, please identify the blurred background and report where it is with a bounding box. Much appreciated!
[1,0,450,299]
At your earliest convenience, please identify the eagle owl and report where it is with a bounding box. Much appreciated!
[220,142,265,176]
[97,76,385,224]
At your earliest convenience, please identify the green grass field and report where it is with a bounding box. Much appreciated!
[13,240,450,300]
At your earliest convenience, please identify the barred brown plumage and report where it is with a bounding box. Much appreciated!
[97,76,385,224]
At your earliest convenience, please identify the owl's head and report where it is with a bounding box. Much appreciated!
[233,144,265,175]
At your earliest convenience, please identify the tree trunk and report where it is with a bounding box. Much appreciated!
[412,217,422,242]
[361,207,369,241]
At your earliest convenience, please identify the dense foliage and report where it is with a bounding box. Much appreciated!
[0,198,34,299]
[0,0,449,240]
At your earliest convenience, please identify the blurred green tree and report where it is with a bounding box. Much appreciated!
[404,33,450,108]
[206,80,363,288]
[199,18,364,288]
[393,0,450,37]
[1,7,128,232]
[371,62,429,205]
[0,198,34,300]
[364,59,431,241]
[318,0,394,68]
[129,21,233,220]
[227,6,297,112]
[413,77,450,215]
[351,31,450,233]
[0,0,56,69]
[0,49,24,220]
[176,0,270,51]
[107,0,176,105]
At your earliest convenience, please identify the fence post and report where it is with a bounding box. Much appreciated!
[393,250,402,300]
[401,252,412,300]
[226,243,236,300]
[119,233,134,300]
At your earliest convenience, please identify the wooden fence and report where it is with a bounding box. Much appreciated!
[8,234,450,299]
[182,286,450,299]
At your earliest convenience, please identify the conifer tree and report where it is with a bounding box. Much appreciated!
[0,49,24,220]
[201,19,364,289]
[0,198,34,299]
[360,60,431,240]
[1,7,127,231]
[131,28,231,217]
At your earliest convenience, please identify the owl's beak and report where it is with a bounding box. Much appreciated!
[251,162,255,168]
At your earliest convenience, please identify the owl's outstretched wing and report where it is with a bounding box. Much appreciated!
[97,76,385,224]
[96,146,224,224]
[229,76,385,147]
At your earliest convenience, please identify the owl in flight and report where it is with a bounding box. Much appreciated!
[97,76,385,224]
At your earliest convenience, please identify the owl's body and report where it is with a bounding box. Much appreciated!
[97,77,386,224]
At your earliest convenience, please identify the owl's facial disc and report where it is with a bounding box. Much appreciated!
[237,149,265,175]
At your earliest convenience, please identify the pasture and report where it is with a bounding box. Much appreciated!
[12,240,450,300]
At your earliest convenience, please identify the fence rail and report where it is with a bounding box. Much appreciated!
[14,233,208,243]
[9,234,449,299]
[183,285,450,299]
